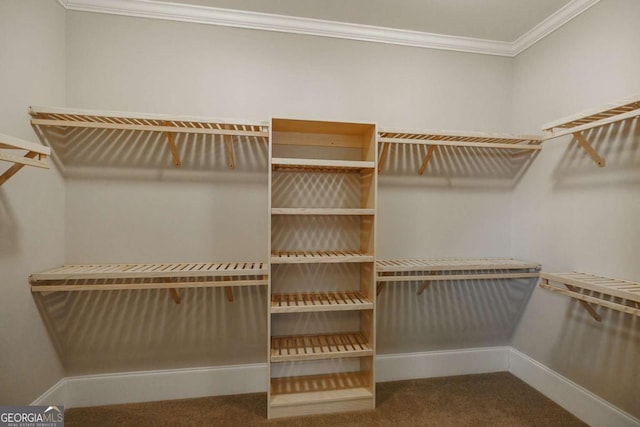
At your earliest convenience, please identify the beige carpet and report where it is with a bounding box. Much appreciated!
[65,372,585,426]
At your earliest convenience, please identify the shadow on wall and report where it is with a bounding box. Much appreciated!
[549,302,640,417]
[378,143,539,190]
[32,125,269,181]
[552,118,640,189]
[376,277,537,353]
[33,285,268,376]
[0,191,20,256]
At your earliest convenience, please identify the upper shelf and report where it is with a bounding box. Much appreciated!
[29,106,268,169]
[377,128,542,175]
[0,132,50,185]
[540,96,640,167]
[540,272,640,321]
[30,261,268,304]
[376,257,540,295]
[542,96,640,139]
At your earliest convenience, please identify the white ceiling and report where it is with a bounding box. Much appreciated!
[167,0,573,42]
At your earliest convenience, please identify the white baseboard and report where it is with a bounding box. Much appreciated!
[376,346,510,382]
[31,379,67,406]
[509,348,639,427]
[31,346,640,427]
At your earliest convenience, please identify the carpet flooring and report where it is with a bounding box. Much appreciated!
[65,372,586,426]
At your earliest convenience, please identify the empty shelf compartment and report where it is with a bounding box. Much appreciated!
[269,372,373,418]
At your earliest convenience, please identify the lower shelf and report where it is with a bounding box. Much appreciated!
[270,372,373,418]
[271,333,373,362]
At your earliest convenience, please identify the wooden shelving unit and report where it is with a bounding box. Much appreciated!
[541,96,640,167]
[0,132,50,185]
[30,262,268,304]
[376,258,540,295]
[377,128,542,174]
[540,272,640,321]
[29,106,268,169]
[269,118,377,418]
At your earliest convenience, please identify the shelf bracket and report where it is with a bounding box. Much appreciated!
[418,146,438,175]
[573,132,605,167]
[376,282,385,296]
[416,280,430,295]
[163,121,181,168]
[552,280,601,321]
[378,143,390,174]
[224,276,234,302]
[0,151,39,186]
[224,125,235,169]
[168,288,181,304]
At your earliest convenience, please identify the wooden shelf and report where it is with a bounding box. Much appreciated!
[271,291,373,313]
[378,128,542,175]
[376,258,540,295]
[0,132,50,185]
[270,372,373,418]
[30,262,268,303]
[271,333,373,362]
[272,157,375,172]
[29,106,268,169]
[271,250,374,264]
[540,272,640,321]
[271,208,375,216]
[541,96,640,167]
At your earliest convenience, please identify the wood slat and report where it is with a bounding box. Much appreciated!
[271,333,372,362]
[270,372,371,402]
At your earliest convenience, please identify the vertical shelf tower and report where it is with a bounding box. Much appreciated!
[268,118,377,418]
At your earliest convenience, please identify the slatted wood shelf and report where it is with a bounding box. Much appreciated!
[271,208,375,216]
[272,157,375,172]
[271,291,373,313]
[271,333,373,362]
[540,272,640,320]
[0,132,50,185]
[30,262,268,292]
[376,258,540,295]
[378,128,541,174]
[542,96,640,137]
[271,250,374,264]
[377,257,540,276]
[540,96,640,167]
[29,106,268,169]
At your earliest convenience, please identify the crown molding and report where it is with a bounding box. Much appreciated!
[512,0,601,55]
[61,0,600,57]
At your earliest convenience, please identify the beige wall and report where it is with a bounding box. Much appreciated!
[0,1,66,404]
[510,0,640,418]
[56,10,520,374]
